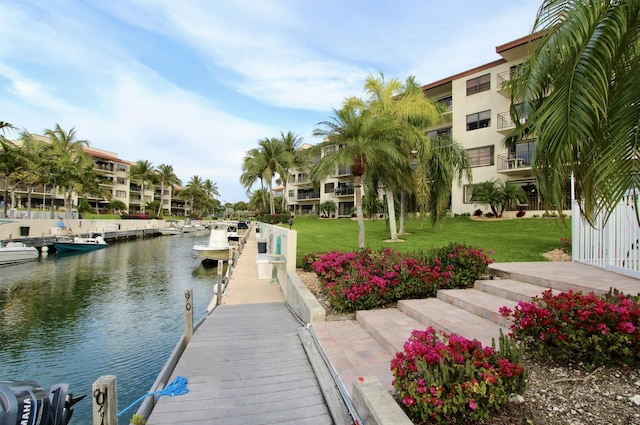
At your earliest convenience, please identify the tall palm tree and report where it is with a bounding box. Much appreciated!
[42,124,90,218]
[249,137,290,215]
[180,175,206,216]
[0,138,27,218]
[240,147,267,208]
[129,160,156,214]
[311,105,404,248]
[278,131,307,211]
[155,164,182,216]
[509,0,640,224]
[17,132,47,218]
[354,73,445,238]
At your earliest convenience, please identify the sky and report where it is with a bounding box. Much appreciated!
[0,0,542,203]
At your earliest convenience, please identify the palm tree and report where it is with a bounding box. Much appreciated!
[311,104,404,248]
[508,0,640,224]
[155,164,182,216]
[180,175,206,217]
[244,137,290,215]
[129,160,156,214]
[17,132,47,218]
[0,138,27,218]
[240,147,268,209]
[248,188,269,214]
[423,135,472,226]
[353,73,444,238]
[278,131,306,211]
[41,124,91,218]
[473,179,527,218]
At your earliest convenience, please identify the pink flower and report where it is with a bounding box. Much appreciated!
[469,399,477,410]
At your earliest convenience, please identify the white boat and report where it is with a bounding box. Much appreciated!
[193,223,231,265]
[53,235,108,252]
[181,220,205,233]
[160,220,183,236]
[226,222,240,243]
[0,242,39,266]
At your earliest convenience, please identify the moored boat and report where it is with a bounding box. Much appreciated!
[159,220,183,236]
[0,242,39,266]
[193,222,231,265]
[53,235,108,252]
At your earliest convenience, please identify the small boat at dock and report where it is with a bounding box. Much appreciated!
[0,242,39,266]
[193,222,231,266]
[160,220,183,236]
[53,235,108,252]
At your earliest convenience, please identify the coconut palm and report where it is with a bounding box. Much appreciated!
[16,132,47,218]
[278,131,307,210]
[129,160,156,214]
[352,73,446,238]
[0,138,28,218]
[240,147,268,209]
[244,138,290,215]
[42,124,90,218]
[311,104,405,249]
[508,0,640,224]
[155,164,182,216]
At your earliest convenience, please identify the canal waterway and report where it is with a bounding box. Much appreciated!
[0,232,218,424]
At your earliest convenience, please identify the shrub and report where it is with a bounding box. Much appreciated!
[301,252,320,272]
[420,243,493,289]
[500,289,640,367]
[391,327,526,423]
[560,237,571,254]
[257,213,290,224]
[516,210,526,218]
[310,244,492,313]
[473,209,484,217]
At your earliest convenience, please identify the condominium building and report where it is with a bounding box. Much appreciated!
[1,135,188,216]
[287,32,561,217]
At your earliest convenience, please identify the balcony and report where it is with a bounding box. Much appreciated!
[334,166,351,177]
[497,112,527,134]
[296,191,320,201]
[497,153,532,174]
[333,186,355,197]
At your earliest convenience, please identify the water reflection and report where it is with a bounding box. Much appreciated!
[0,233,215,424]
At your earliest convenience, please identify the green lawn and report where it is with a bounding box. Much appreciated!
[292,215,572,265]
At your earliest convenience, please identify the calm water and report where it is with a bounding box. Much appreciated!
[0,232,218,424]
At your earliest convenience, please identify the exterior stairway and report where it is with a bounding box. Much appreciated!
[311,262,640,398]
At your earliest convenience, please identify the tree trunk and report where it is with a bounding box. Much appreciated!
[268,179,275,215]
[386,189,398,240]
[399,190,406,234]
[27,188,32,218]
[355,176,365,249]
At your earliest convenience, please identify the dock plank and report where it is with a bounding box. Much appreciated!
[146,303,333,425]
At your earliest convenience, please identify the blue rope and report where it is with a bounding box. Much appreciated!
[117,376,189,417]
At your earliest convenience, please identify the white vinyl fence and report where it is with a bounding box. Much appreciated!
[572,190,640,279]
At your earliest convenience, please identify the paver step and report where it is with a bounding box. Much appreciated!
[475,279,561,303]
[356,308,425,355]
[398,298,509,348]
[311,320,395,395]
[437,288,517,327]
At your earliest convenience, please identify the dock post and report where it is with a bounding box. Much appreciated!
[184,288,193,344]
[92,375,117,425]
[216,263,223,306]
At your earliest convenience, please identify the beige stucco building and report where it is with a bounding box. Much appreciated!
[287,32,565,217]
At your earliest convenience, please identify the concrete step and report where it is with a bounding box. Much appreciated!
[475,279,561,303]
[437,288,518,327]
[398,298,509,348]
[311,320,395,395]
[356,308,425,355]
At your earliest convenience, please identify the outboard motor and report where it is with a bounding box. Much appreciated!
[0,381,84,425]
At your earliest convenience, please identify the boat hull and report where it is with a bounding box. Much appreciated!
[0,245,39,266]
[53,236,108,252]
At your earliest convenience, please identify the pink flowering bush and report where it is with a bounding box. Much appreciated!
[500,288,640,367]
[391,327,526,423]
[307,244,492,313]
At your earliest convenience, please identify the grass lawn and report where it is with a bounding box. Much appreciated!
[292,215,572,265]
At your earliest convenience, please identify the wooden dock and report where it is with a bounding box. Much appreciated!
[145,228,347,425]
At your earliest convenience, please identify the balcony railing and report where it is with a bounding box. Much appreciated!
[496,153,532,172]
[333,187,355,197]
[296,191,320,200]
[497,112,528,133]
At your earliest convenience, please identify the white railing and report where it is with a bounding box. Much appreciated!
[572,190,640,278]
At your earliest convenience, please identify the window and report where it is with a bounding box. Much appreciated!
[324,182,334,193]
[116,190,127,198]
[117,164,127,172]
[427,127,452,138]
[466,73,490,95]
[467,145,494,167]
[466,110,491,131]
[463,184,478,204]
